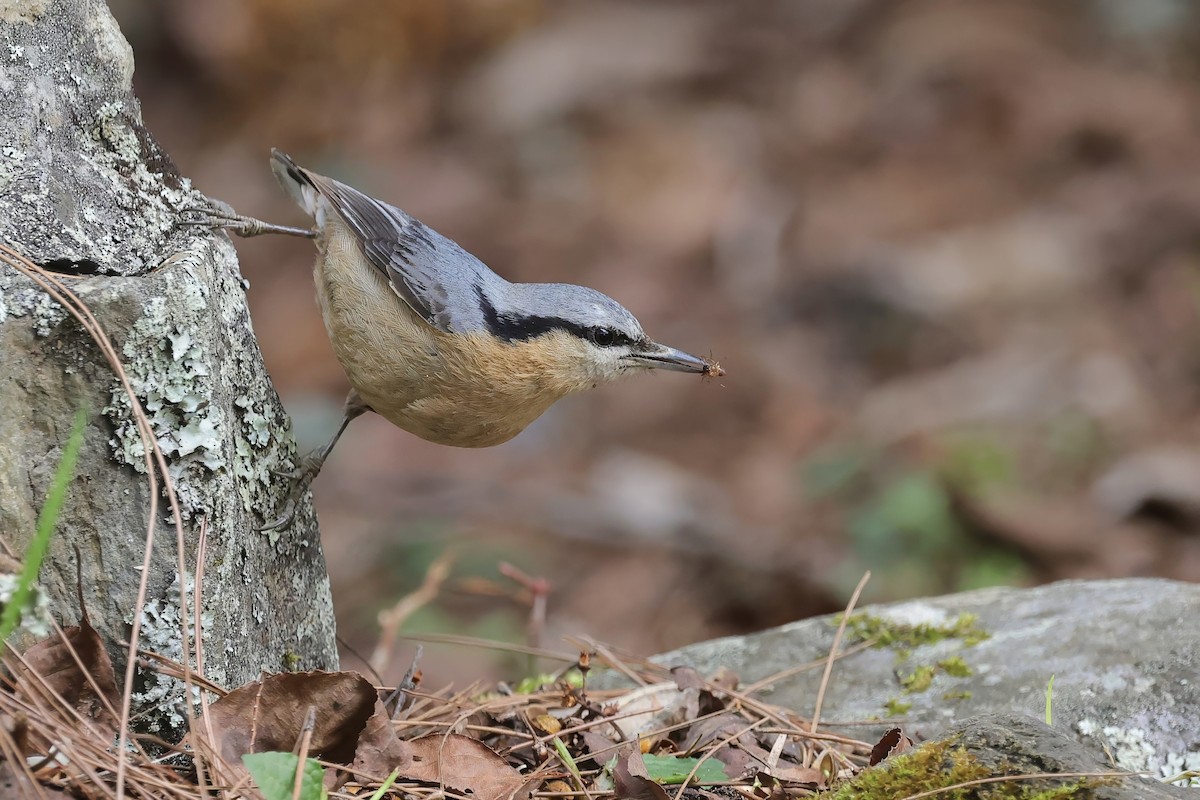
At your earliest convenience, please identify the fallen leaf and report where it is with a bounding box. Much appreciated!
[612,747,670,800]
[638,753,729,785]
[402,733,535,800]
[710,744,754,779]
[350,697,412,783]
[769,763,824,786]
[0,760,68,797]
[869,727,914,766]
[14,618,119,741]
[678,712,749,753]
[579,729,619,765]
[205,670,378,786]
[244,752,325,800]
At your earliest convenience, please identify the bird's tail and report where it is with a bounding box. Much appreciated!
[270,149,322,219]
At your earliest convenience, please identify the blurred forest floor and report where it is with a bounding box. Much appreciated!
[113,0,1200,683]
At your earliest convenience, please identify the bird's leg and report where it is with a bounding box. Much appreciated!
[259,391,371,531]
[177,206,317,239]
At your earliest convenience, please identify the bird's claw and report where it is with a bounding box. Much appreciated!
[177,206,316,239]
[257,498,300,533]
[176,206,248,233]
[256,456,323,532]
[270,466,308,482]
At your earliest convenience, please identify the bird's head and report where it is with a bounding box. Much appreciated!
[480,283,711,391]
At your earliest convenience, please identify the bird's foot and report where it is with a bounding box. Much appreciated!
[177,206,316,239]
[258,454,324,532]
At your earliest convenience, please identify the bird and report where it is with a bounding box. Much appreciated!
[189,149,722,528]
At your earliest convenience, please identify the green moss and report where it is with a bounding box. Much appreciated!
[1021,782,1088,799]
[842,611,991,651]
[939,656,973,677]
[821,739,989,799]
[841,611,986,715]
[943,689,974,702]
[819,739,1102,799]
[281,650,301,671]
[900,665,936,693]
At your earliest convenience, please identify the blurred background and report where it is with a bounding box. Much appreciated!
[112,0,1200,684]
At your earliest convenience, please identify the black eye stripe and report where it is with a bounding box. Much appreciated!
[478,286,638,346]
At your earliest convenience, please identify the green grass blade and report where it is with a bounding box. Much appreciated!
[552,735,585,787]
[368,768,401,800]
[1045,674,1055,726]
[0,408,86,649]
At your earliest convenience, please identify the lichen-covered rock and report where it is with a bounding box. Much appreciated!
[838,713,1194,799]
[652,579,1200,791]
[0,0,336,735]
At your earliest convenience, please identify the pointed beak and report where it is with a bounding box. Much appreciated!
[625,341,711,374]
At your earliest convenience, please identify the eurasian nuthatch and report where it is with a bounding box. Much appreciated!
[193,150,721,527]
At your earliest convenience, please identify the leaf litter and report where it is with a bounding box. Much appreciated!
[0,606,912,798]
[0,496,903,800]
[0,246,904,797]
[0,218,1104,800]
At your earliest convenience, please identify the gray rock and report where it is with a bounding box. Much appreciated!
[653,579,1200,789]
[878,712,1196,799]
[0,0,336,734]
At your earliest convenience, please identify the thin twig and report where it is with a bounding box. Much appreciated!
[293,706,317,800]
[398,633,575,663]
[371,548,457,674]
[498,562,550,651]
[192,516,213,798]
[810,571,870,735]
[741,639,876,695]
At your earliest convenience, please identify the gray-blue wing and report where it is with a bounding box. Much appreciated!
[306,174,481,334]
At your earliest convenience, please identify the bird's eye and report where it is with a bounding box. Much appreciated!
[589,327,617,347]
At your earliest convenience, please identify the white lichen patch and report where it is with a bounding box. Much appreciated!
[0,281,66,334]
[105,265,226,514]
[235,395,276,449]
[1076,719,1200,786]
[0,574,52,639]
[128,572,211,734]
[32,289,67,336]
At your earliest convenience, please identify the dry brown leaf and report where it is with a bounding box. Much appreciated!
[579,728,619,764]
[711,744,755,779]
[14,619,119,741]
[679,712,749,753]
[207,670,377,770]
[681,715,776,782]
[869,727,914,766]
[769,763,824,786]
[612,746,669,800]
[402,733,535,800]
[350,697,413,782]
[0,760,68,797]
